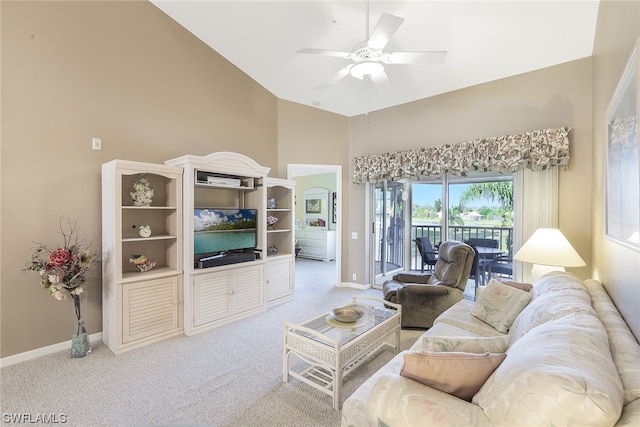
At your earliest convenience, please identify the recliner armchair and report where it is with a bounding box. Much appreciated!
[382,240,475,328]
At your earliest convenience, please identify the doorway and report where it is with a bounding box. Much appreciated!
[287,164,342,288]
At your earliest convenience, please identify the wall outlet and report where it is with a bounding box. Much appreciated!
[351,232,358,239]
[352,273,357,281]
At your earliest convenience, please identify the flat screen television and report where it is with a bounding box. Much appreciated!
[193,208,257,258]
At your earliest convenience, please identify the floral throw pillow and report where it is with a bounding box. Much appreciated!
[471,278,532,333]
[422,335,511,353]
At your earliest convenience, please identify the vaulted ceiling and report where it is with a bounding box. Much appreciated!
[150,1,599,117]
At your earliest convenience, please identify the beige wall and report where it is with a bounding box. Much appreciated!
[276,99,350,279]
[347,58,593,286]
[1,1,278,357]
[275,100,349,178]
[591,0,640,339]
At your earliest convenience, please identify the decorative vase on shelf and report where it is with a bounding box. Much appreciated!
[71,294,91,358]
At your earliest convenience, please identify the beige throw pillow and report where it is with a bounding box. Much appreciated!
[422,335,511,353]
[401,351,507,401]
[471,278,532,333]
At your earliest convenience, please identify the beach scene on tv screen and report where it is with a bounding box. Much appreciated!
[194,209,257,254]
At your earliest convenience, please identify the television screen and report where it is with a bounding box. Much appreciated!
[194,208,257,256]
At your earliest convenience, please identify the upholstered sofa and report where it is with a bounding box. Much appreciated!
[341,272,640,427]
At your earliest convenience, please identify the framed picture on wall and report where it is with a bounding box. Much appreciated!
[305,198,322,214]
[605,36,640,249]
[332,192,337,223]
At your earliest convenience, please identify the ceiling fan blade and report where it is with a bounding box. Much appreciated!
[296,48,351,59]
[316,65,352,90]
[382,51,448,65]
[367,13,404,51]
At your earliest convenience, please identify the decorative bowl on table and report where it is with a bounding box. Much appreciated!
[330,305,364,323]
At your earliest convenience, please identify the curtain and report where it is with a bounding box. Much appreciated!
[513,167,559,283]
[352,127,570,184]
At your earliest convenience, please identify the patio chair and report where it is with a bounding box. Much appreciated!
[415,236,438,273]
[487,255,513,280]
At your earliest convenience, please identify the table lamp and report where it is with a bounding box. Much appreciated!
[514,228,586,281]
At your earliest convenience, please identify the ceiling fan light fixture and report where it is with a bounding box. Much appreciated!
[349,61,384,80]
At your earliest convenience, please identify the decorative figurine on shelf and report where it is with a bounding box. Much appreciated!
[129,254,156,272]
[267,216,278,230]
[267,197,277,209]
[267,245,279,256]
[130,177,153,206]
[138,224,152,238]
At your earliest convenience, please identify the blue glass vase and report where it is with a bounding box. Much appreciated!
[71,294,91,358]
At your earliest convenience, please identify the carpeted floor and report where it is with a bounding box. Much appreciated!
[0,259,423,426]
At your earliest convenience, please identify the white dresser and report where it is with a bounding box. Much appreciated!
[295,229,336,262]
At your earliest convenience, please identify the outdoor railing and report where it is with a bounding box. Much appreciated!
[411,224,513,271]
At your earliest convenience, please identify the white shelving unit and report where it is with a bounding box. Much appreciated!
[165,152,270,336]
[102,160,184,354]
[266,178,296,305]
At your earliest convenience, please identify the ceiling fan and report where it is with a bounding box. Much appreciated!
[296,6,447,88]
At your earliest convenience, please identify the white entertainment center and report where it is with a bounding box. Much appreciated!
[102,152,295,353]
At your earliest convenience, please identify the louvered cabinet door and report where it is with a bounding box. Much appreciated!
[266,257,293,303]
[233,265,264,314]
[192,270,233,327]
[122,276,180,344]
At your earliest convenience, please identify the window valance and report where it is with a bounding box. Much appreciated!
[352,127,570,184]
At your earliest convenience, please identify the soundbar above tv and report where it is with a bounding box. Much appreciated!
[196,251,256,269]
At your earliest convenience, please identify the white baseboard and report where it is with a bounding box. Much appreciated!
[0,332,102,368]
[338,281,371,290]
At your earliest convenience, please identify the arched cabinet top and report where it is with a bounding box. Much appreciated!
[166,151,271,177]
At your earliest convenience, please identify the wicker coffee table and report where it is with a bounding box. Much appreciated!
[283,295,401,409]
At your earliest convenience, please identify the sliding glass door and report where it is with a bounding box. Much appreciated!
[372,180,407,283]
[411,174,514,270]
[368,174,513,287]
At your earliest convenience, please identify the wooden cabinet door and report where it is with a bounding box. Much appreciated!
[192,271,233,327]
[266,258,293,302]
[122,276,180,344]
[233,265,264,313]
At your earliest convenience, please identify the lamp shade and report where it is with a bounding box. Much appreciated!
[514,228,586,267]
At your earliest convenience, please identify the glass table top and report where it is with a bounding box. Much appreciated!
[291,303,397,346]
